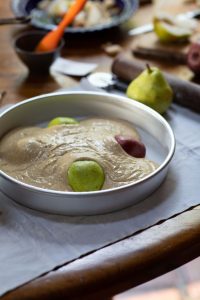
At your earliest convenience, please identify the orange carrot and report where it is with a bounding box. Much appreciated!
[36,0,87,52]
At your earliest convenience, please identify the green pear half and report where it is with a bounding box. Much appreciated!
[153,13,194,43]
[68,160,105,192]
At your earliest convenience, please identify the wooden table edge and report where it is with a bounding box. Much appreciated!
[2,205,200,300]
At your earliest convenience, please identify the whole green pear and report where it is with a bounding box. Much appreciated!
[126,65,173,114]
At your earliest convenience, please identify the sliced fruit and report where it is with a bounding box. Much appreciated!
[153,13,194,43]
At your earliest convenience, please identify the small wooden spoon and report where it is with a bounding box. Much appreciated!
[35,0,87,52]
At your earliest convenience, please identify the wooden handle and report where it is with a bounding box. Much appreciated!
[112,54,200,113]
[132,47,187,65]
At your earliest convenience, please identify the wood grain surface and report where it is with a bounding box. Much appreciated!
[0,0,200,299]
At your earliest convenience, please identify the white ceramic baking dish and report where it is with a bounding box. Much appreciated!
[0,91,175,215]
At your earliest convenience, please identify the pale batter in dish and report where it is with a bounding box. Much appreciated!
[0,118,157,191]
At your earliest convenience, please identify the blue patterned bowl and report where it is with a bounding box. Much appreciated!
[11,0,138,34]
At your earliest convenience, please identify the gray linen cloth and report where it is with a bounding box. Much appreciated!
[0,98,199,296]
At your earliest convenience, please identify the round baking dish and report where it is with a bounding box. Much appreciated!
[0,92,175,215]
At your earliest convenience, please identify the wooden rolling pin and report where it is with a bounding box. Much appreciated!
[112,54,200,113]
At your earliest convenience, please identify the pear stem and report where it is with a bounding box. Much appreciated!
[146,63,152,74]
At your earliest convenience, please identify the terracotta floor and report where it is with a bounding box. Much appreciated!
[114,257,200,300]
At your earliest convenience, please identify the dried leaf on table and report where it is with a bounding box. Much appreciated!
[102,43,122,56]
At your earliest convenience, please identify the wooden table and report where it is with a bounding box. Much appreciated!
[0,1,200,299]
